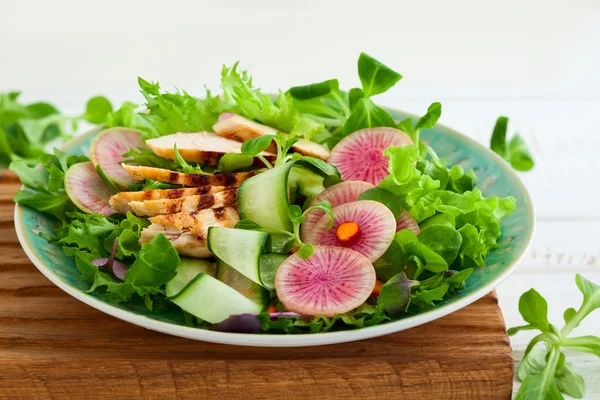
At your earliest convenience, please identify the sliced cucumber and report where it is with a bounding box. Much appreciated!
[169,274,263,323]
[289,165,325,198]
[238,162,295,231]
[217,259,269,307]
[166,258,216,297]
[259,253,289,290]
[267,232,295,254]
[208,227,268,286]
[238,160,339,231]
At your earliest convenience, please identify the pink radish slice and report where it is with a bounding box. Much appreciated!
[300,181,375,240]
[90,128,147,188]
[275,246,376,317]
[396,210,420,235]
[329,127,413,185]
[303,200,396,262]
[65,162,116,216]
[218,112,236,121]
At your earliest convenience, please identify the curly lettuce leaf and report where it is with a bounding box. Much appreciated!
[379,143,516,269]
[135,77,224,139]
[221,64,325,141]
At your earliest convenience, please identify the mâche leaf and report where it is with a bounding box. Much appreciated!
[490,116,535,172]
[377,272,418,313]
[358,52,403,98]
[511,276,600,399]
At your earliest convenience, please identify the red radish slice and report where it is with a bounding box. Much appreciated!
[90,128,146,188]
[218,112,236,121]
[396,210,420,235]
[303,200,396,262]
[329,127,413,185]
[65,162,116,216]
[275,246,376,317]
[300,181,374,240]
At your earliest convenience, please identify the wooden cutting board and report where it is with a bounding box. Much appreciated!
[0,173,513,399]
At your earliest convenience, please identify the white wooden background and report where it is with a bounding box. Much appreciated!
[2,1,599,397]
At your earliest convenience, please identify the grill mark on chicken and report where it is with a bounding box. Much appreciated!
[190,174,210,186]
[213,207,225,220]
[109,186,235,214]
[168,188,184,199]
[197,193,216,210]
[128,189,238,217]
[122,164,257,187]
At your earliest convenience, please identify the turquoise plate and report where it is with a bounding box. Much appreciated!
[14,109,535,347]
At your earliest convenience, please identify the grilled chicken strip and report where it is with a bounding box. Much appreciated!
[122,164,256,187]
[145,132,276,164]
[213,113,330,161]
[139,207,239,258]
[129,189,237,217]
[109,186,232,214]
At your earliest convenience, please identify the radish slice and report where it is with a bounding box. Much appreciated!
[300,181,375,239]
[275,246,376,317]
[329,127,413,185]
[397,210,420,235]
[65,162,116,216]
[90,128,146,188]
[303,200,396,262]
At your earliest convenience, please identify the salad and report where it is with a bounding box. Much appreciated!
[11,53,520,334]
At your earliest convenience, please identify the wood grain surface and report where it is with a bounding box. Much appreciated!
[0,174,513,399]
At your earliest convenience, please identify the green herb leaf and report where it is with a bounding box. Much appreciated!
[83,96,113,124]
[125,233,180,295]
[241,135,275,156]
[297,244,314,259]
[348,88,364,111]
[357,52,402,98]
[13,190,73,218]
[358,188,403,218]
[490,116,509,158]
[287,205,303,224]
[106,101,158,137]
[96,165,120,193]
[303,200,334,229]
[137,77,223,139]
[46,164,64,193]
[414,102,442,131]
[122,147,180,171]
[417,224,463,265]
[555,362,585,398]
[173,144,203,174]
[216,153,254,172]
[288,79,339,100]
[342,98,396,136]
[518,288,551,332]
[489,116,535,172]
[508,135,535,171]
[563,308,577,324]
[575,274,600,318]
[377,272,418,313]
[9,159,48,191]
[562,336,600,357]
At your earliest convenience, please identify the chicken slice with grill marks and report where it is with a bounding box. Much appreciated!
[109,185,232,214]
[128,189,237,217]
[122,164,257,187]
[139,207,240,258]
[145,132,276,164]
